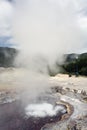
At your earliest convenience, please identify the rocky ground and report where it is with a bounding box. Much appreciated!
[49,74,87,130]
[0,68,87,130]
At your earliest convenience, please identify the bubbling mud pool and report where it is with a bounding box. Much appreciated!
[0,99,67,130]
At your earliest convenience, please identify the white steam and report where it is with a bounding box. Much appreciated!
[10,0,87,100]
[25,103,66,118]
[12,0,85,71]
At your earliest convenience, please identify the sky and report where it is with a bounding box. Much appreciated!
[0,0,87,53]
[0,0,12,47]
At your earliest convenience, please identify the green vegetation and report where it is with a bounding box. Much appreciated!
[48,53,87,76]
[0,47,18,67]
[63,53,87,76]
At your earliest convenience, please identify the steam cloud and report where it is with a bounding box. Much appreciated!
[10,0,87,101]
[25,103,66,118]
[12,0,85,72]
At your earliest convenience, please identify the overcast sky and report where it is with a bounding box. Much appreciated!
[0,0,87,52]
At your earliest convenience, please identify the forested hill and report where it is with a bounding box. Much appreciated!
[0,47,17,67]
[63,53,87,76]
[65,53,87,62]
[0,47,86,76]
